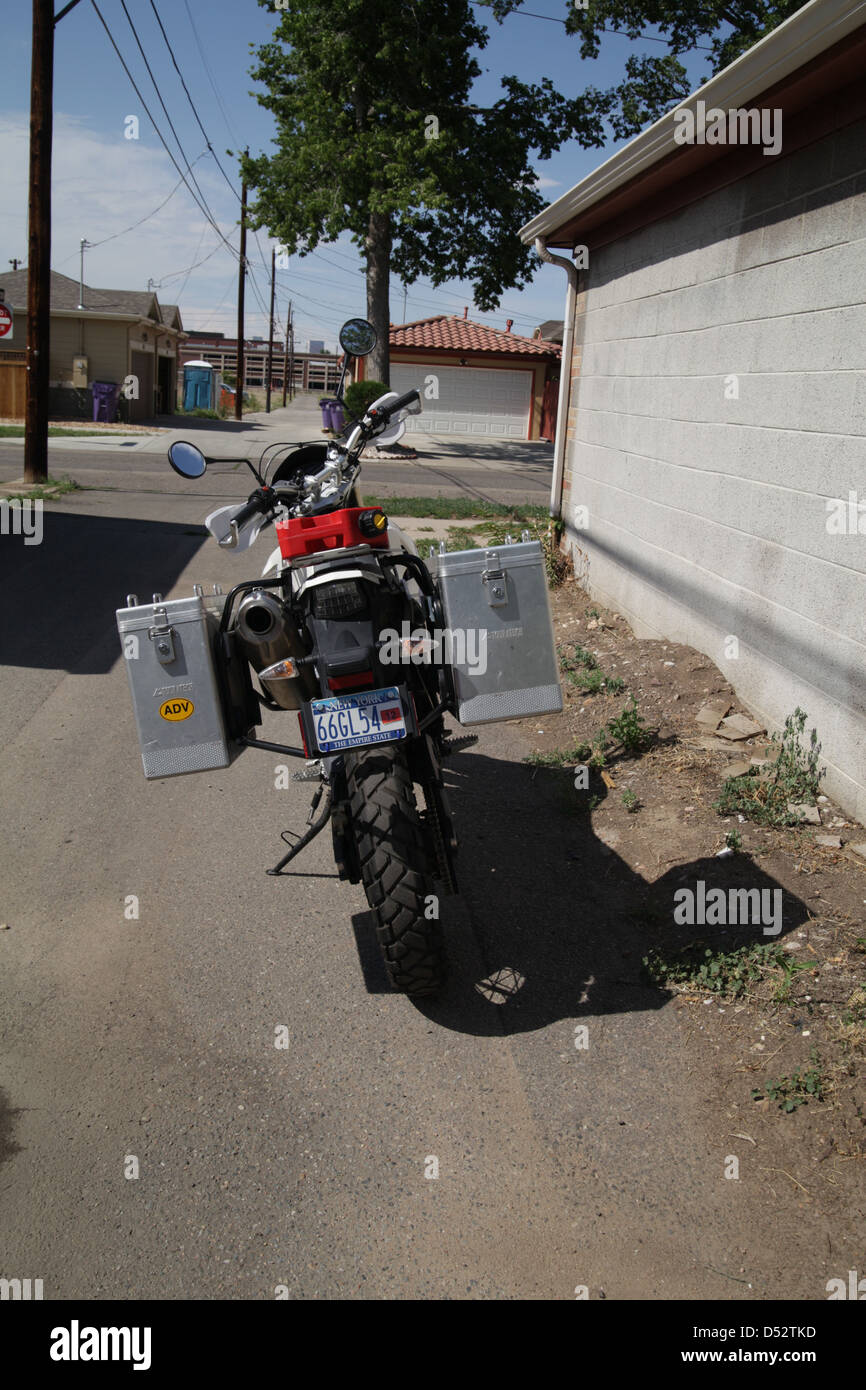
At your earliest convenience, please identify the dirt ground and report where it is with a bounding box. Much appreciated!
[513,572,866,1259]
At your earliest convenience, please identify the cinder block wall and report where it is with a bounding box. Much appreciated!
[563,118,866,822]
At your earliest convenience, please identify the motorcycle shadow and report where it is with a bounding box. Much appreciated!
[397,746,809,1037]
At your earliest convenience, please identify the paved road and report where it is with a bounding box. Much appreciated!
[0,400,554,508]
[0,487,822,1301]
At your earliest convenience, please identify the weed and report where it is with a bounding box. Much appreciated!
[606,697,654,755]
[621,789,640,813]
[725,828,743,850]
[2,474,82,501]
[364,495,547,523]
[714,709,825,827]
[525,740,591,769]
[644,940,800,1001]
[752,1050,825,1111]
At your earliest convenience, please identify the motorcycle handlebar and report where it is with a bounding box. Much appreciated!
[232,490,270,530]
[370,388,420,421]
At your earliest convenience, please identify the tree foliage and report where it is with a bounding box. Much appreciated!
[244,0,808,381]
[243,0,613,379]
[492,1,809,129]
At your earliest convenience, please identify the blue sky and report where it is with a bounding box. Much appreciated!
[0,1,716,349]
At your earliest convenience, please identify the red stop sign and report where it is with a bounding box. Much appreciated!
[0,304,12,339]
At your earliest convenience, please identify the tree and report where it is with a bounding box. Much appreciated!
[244,0,805,384]
[243,0,614,383]
[492,1,809,138]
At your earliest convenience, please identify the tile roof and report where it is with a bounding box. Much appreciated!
[390,314,560,357]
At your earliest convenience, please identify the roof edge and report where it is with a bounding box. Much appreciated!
[519,0,866,244]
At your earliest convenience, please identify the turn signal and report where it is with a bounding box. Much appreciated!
[259,658,298,682]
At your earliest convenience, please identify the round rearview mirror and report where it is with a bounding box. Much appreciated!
[168,441,207,479]
[339,317,377,358]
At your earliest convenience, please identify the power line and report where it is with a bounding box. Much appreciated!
[145,0,273,321]
[89,0,239,263]
[151,231,226,288]
[148,0,242,204]
[85,155,208,250]
[118,0,226,248]
[469,1,713,48]
[88,0,275,321]
[182,0,240,146]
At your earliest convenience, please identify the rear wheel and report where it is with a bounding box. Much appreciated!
[345,744,446,996]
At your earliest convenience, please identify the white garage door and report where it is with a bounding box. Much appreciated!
[389,364,531,439]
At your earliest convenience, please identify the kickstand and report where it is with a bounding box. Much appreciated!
[266,782,333,875]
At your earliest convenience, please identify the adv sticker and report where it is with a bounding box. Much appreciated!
[159,698,194,721]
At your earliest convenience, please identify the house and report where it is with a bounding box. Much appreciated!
[355,314,560,440]
[519,0,866,822]
[534,319,564,344]
[0,269,186,421]
[180,331,341,396]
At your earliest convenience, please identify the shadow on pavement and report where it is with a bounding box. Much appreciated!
[0,512,208,674]
[410,748,808,1036]
[0,1087,23,1171]
[418,437,554,470]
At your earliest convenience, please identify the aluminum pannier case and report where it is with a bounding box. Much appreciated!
[116,591,257,779]
[431,539,563,727]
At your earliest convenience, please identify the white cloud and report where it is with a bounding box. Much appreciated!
[0,110,276,329]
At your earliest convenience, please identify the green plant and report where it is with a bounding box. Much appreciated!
[605,697,654,754]
[752,1051,825,1111]
[772,956,811,1004]
[714,709,825,827]
[621,789,639,813]
[3,474,82,501]
[725,828,742,850]
[524,740,591,769]
[643,940,798,1001]
[342,379,389,421]
[363,496,547,522]
[558,644,628,696]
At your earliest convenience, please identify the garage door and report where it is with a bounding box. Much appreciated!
[389,364,531,438]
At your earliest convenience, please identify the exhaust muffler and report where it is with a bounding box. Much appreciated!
[234,590,313,709]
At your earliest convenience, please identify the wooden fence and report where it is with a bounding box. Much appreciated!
[0,351,27,419]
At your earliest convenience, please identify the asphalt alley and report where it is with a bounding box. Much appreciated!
[0,486,818,1300]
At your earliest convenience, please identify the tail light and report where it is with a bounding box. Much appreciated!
[310,580,367,620]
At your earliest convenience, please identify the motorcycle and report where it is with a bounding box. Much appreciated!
[162,317,466,997]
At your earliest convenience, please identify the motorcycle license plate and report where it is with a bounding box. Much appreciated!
[310,686,407,752]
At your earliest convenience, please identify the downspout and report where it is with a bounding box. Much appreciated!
[534,237,578,520]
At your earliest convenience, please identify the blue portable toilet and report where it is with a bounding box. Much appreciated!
[182,361,216,411]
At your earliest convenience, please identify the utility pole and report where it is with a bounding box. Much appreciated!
[24,0,55,485]
[77,238,91,309]
[288,308,294,402]
[402,284,407,322]
[281,298,291,408]
[265,245,275,413]
[24,0,82,485]
[234,170,247,421]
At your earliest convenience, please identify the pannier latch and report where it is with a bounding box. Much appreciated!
[481,550,508,607]
[147,596,176,665]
